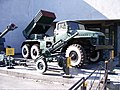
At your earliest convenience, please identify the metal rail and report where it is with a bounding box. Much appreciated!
[69,77,84,90]
[68,58,114,90]
[69,50,116,90]
[69,67,100,90]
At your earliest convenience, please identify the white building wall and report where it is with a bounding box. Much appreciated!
[0,0,40,53]
[0,0,120,53]
[84,0,120,19]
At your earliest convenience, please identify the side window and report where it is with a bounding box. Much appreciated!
[57,22,66,30]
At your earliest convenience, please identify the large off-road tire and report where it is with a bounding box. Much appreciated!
[36,56,47,74]
[89,51,100,63]
[66,44,86,67]
[22,44,30,59]
[31,44,40,60]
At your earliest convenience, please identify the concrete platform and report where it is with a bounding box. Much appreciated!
[0,57,120,89]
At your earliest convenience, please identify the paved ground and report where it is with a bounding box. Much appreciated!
[0,57,120,90]
[0,73,69,89]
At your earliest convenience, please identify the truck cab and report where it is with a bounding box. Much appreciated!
[54,20,105,46]
[54,20,85,42]
[53,20,112,65]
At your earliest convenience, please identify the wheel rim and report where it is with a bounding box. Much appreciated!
[91,51,97,58]
[36,57,47,74]
[66,44,85,67]
[22,44,30,58]
[31,44,40,59]
[90,51,100,62]
[69,51,78,63]
[33,49,37,56]
[38,62,44,70]
[23,48,27,55]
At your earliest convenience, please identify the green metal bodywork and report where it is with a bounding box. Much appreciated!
[54,21,106,47]
[22,10,113,58]
[23,20,112,52]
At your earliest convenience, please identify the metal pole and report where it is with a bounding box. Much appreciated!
[102,60,111,90]
[116,53,120,67]
[104,61,108,90]
[81,77,87,90]
[119,53,120,66]
[62,57,73,78]
[108,50,115,74]
[69,77,84,90]
[7,56,14,69]
[65,57,70,75]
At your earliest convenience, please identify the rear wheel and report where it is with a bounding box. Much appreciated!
[22,44,30,59]
[36,56,47,74]
[66,44,86,67]
[89,51,100,62]
[31,44,40,59]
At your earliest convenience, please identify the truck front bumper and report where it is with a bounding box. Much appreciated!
[95,45,114,50]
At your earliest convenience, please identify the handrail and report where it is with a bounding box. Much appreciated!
[69,77,84,90]
[69,50,116,90]
[69,67,100,90]
[74,77,85,90]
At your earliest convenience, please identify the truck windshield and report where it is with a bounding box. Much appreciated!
[67,21,85,30]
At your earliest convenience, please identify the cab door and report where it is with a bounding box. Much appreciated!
[54,22,68,42]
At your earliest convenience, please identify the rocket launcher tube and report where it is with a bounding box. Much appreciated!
[23,10,56,39]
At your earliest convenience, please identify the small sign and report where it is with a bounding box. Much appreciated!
[6,48,15,56]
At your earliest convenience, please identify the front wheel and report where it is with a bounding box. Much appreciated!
[36,57,47,74]
[66,44,86,67]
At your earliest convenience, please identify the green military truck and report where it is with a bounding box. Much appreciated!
[21,10,113,72]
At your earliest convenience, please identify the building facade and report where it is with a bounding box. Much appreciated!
[0,0,120,56]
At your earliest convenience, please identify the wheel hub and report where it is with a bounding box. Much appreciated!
[23,48,27,55]
[90,51,97,58]
[38,62,43,70]
[69,51,78,63]
[33,49,37,56]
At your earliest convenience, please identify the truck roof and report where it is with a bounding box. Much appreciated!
[57,20,81,23]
